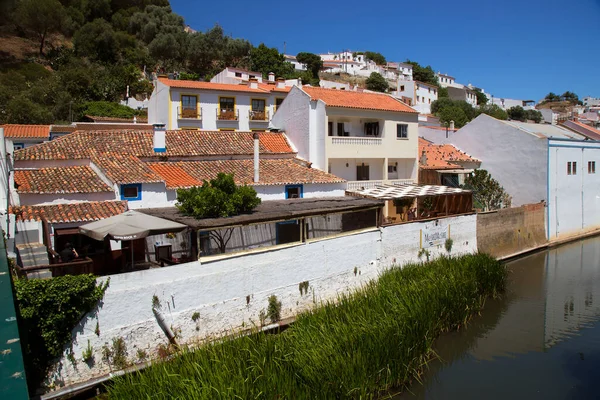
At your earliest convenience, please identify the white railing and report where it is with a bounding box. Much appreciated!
[347,179,415,191]
[331,137,382,146]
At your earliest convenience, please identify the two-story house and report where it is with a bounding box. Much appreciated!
[393,81,438,115]
[148,77,291,131]
[271,86,419,190]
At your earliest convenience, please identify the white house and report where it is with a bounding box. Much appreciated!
[393,80,438,115]
[420,113,600,239]
[271,86,419,190]
[1,124,50,150]
[210,67,265,84]
[284,55,306,71]
[148,77,292,131]
[447,85,478,107]
[583,96,600,107]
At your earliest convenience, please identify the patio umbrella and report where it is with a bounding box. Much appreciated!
[79,210,187,266]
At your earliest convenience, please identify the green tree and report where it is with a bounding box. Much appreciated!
[561,91,581,105]
[405,60,438,86]
[15,0,66,55]
[74,19,119,62]
[474,89,488,105]
[364,51,386,65]
[296,52,323,85]
[525,109,543,123]
[365,72,389,92]
[507,105,526,121]
[476,104,508,120]
[438,106,468,128]
[438,87,449,98]
[431,97,455,115]
[176,173,261,219]
[249,44,294,79]
[543,92,561,103]
[462,169,510,211]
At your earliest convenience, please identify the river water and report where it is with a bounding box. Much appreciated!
[401,236,600,400]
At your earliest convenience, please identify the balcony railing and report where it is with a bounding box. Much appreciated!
[217,109,239,121]
[178,107,201,119]
[249,109,270,121]
[347,179,415,191]
[331,137,383,145]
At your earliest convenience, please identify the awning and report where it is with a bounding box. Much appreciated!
[79,210,187,241]
[436,169,474,174]
[346,184,470,200]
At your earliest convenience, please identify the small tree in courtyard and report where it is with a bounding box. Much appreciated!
[176,173,261,253]
[462,169,510,211]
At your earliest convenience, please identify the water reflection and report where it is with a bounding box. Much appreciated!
[401,236,600,400]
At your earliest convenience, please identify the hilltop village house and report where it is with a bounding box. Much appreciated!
[418,137,481,186]
[271,86,419,190]
[392,80,438,115]
[421,113,600,239]
[148,76,291,131]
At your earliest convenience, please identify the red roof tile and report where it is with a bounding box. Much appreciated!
[15,130,294,161]
[419,138,479,170]
[10,201,128,224]
[2,124,50,139]
[14,166,112,193]
[158,77,270,94]
[301,87,416,113]
[149,159,345,188]
[93,154,162,184]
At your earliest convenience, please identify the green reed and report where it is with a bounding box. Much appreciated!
[107,253,505,399]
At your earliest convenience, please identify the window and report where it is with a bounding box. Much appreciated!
[387,164,397,173]
[589,161,596,174]
[364,122,380,136]
[567,161,577,175]
[285,184,303,199]
[397,124,408,139]
[275,97,284,111]
[251,98,265,111]
[400,85,405,91]
[356,163,369,181]
[428,98,431,104]
[120,184,142,201]
[235,72,242,77]
[337,122,345,136]
[13,143,24,150]
[220,97,235,111]
[328,121,333,136]
[250,98,266,120]
[276,220,301,245]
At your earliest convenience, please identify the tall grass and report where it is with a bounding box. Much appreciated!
[107,253,505,399]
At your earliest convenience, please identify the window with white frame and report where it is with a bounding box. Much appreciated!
[396,124,408,139]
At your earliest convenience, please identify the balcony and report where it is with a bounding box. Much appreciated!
[331,137,382,146]
[217,109,239,121]
[178,107,201,120]
[249,110,270,122]
[347,179,414,191]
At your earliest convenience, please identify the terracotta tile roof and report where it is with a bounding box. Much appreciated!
[158,77,270,94]
[148,159,345,189]
[14,166,112,193]
[14,130,294,161]
[2,124,50,139]
[10,201,128,224]
[561,120,600,140]
[419,137,479,170]
[93,154,162,184]
[301,87,416,113]
[258,83,292,93]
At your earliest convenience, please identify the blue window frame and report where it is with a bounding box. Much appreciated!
[285,184,303,199]
[13,143,24,150]
[120,183,142,201]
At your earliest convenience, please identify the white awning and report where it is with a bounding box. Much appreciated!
[346,184,470,200]
[436,169,474,174]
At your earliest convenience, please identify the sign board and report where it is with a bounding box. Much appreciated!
[421,225,450,248]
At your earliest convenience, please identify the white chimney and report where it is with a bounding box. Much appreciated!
[253,132,260,183]
[297,78,302,88]
[248,77,258,89]
[276,78,285,89]
[268,72,275,82]
[449,120,455,130]
[419,150,427,166]
[153,123,166,153]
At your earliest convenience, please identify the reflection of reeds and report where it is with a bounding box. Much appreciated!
[108,254,506,399]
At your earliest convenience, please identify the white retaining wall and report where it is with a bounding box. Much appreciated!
[48,214,477,390]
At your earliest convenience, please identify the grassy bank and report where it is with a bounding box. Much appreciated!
[107,253,506,399]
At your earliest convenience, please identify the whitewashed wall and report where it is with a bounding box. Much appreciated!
[47,214,477,390]
[18,192,115,206]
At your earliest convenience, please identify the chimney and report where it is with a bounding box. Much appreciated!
[297,78,302,88]
[248,77,258,89]
[276,78,285,89]
[420,150,427,166]
[153,123,166,153]
[268,72,275,82]
[449,120,455,130]
[253,132,260,183]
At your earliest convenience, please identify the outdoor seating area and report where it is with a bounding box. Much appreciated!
[346,184,473,224]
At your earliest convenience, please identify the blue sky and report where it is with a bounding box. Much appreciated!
[171,0,600,101]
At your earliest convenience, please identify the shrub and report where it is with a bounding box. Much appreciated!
[267,295,282,322]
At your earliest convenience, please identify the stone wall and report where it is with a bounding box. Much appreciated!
[477,203,547,258]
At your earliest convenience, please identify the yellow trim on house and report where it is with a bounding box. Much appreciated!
[218,95,236,119]
[219,128,236,131]
[180,127,200,130]
[179,93,199,119]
